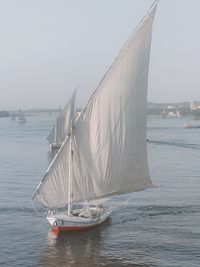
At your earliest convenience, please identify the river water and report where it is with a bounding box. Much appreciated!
[0,115,199,267]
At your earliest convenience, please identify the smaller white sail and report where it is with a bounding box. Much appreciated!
[18,109,26,124]
[47,91,76,146]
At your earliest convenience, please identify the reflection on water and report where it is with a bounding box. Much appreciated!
[40,218,148,267]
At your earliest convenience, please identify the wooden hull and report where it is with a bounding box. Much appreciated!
[51,219,108,233]
[47,209,111,233]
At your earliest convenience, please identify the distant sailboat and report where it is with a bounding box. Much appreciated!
[161,106,181,118]
[47,91,76,150]
[183,122,200,129]
[18,109,26,124]
[10,111,16,120]
[32,1,158,232]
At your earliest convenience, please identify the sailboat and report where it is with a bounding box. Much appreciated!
[18,109,26,124]
[161,105,181,118]
[47,91,76,149]
[32,1,158,232]
[10,111,16,120]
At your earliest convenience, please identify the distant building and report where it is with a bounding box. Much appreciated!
[147,102,190,116]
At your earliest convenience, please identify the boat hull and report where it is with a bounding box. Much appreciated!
[50,143,61,150]
[47,209,111,232]
[183,123,200,129]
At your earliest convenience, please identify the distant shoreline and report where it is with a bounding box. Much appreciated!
[0,102,199,117]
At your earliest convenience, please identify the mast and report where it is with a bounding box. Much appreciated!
[68,120,74,216]
[54,119,58,145]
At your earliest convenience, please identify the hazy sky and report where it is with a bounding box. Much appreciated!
[0,0,200,110]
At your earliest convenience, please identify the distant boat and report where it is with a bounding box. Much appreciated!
[183,122,200,129]
[190,101,200,119]
[18,109,26,124]
[161,106,181,118]
[47,91,76,150]
[10,111,16,120]
[32,1,158,232]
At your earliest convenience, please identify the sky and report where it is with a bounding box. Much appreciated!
[0,0,200,110]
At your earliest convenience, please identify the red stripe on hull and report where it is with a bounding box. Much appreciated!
[51,221,106,234]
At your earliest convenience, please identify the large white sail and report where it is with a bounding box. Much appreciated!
[33,2,157,209]
[47,90,76,146]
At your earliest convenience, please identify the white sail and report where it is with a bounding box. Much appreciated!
[47,90,76,146]
[18,109,26,123]
[33,2,157,209]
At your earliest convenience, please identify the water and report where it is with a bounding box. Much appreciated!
[0,115,200,267]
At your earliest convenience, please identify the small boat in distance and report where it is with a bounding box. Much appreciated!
[190,101,200,119]
[10,111,16,120]
[47,91,76,150]
[32,1,158,232]
[183,122,200,129]
[161,106,181,118]
[18,109,26,124]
